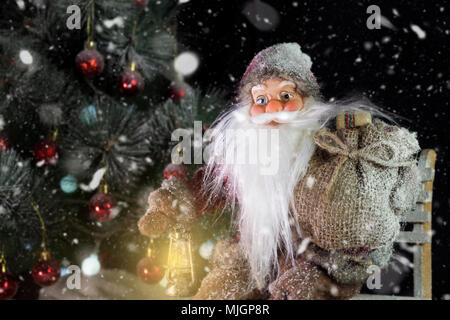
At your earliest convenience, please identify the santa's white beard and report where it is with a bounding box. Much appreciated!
[204,98,337,287]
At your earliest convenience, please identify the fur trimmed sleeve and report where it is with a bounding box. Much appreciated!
[188,167,228,217]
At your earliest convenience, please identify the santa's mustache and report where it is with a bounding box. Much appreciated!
[246,103,336,129]
[249,110,300,125]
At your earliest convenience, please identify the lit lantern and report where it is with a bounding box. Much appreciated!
[165,229,197,297]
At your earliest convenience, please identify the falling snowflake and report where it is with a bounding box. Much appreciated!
[410,24,426,39]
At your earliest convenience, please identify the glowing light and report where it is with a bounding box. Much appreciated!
[81,253,101,276]
[19,50,33,65]
[174,51,199,76]
[199,240,215,260]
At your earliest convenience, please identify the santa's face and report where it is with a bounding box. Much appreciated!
[250,78,304,125]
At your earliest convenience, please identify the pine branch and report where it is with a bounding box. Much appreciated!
[0,150,42,269]
[61,95,154,188]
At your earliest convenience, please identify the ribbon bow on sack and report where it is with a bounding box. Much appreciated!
[314,130,415,168]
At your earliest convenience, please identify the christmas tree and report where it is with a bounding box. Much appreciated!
[0,0,230,299]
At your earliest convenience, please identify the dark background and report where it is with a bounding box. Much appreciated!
[178,0,449,299]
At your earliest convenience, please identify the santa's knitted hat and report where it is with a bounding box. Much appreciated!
[239,43,320,101]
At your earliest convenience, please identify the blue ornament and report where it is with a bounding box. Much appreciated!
[80,105,98,125]
[60,175,78,193]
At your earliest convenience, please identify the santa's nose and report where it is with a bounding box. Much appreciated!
[265,100,283,113]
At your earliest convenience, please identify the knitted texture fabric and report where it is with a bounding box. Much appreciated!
[268,254,363,299]
[239,43,321,101]
[194,240,263,300]
[138,177,197,236]
[194,239,362,300]
[304,242,393,285]
[294,119,420,250]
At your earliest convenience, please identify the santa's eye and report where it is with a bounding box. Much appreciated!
[280,92,294,101]
[255,95,267,105]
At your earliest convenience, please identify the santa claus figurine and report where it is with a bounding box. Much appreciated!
[139,43,420,300]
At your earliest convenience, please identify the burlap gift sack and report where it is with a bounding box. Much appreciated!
[294,119,420,250]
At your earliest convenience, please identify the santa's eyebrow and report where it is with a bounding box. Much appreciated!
[278,81,296,88]
[251,84,266,93]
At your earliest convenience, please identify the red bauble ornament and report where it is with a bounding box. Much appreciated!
[169,81,191,101]
[164,163,188,180]
[89,192,119,222]
[170,86,185,101]
[0,272,18,300]
[0,133,11,151]
[135,0,149,7]
[33,139,59,166]
[118,69,144,95]
[32,253,60,287]
[75,49,104,78]
[171,89,185,100]
[137,257,164,284]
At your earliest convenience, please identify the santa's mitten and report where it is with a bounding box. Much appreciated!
[209,239,245,268]
[194,266,258,300]
[194,239,262,300]
[138,177,196,236]
[268,255,362,300]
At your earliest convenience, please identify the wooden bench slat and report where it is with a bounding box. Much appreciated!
[396,231,430,243]
[416,190,432,203]
[361,149,436,300]
[400,211,431,223]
